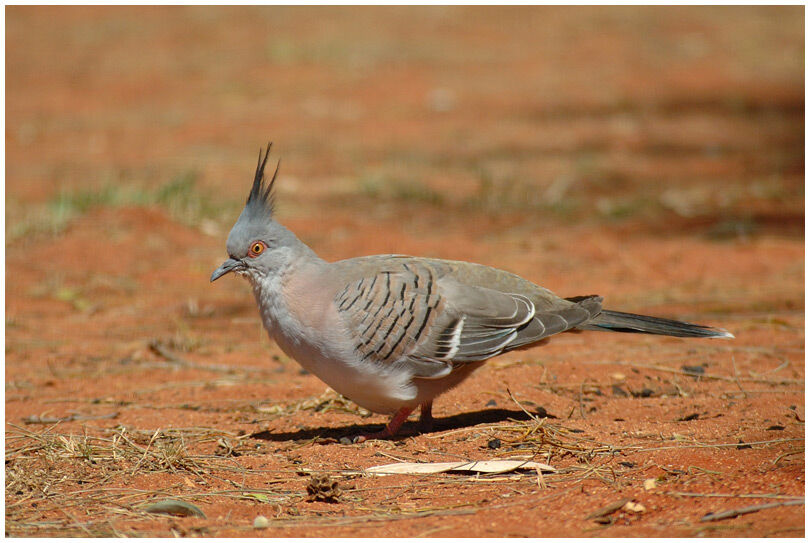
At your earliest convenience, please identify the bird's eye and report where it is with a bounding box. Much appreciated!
[248,241,266,257]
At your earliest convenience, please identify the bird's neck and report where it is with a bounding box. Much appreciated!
[249,241,326,336]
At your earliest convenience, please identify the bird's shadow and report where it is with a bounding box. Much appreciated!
[249,407,553,442]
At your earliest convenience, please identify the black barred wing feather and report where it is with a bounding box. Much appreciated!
[335,261,452,378]
[334,259,600,378]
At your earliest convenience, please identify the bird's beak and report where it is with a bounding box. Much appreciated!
[210,258,243,282]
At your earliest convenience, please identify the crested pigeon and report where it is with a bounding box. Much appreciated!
[211,144,733,441]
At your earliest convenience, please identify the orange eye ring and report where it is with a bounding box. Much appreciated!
[248,241,267,257]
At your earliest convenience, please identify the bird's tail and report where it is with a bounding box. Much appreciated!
[579,309,734,339]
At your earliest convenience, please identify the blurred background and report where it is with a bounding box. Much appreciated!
[7,6,803,245]
[5,10,805,537]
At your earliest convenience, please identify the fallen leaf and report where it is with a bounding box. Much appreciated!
[586,498,630,520]
[144,499,206,518]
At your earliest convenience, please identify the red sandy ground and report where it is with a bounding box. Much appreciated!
[6,6,804,538]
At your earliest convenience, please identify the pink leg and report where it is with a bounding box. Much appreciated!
[353,406,414,443]
[418,401,434,433]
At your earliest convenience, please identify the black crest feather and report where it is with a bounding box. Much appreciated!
[245,142,280,220]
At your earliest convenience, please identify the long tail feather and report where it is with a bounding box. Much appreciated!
[580,310,734,339]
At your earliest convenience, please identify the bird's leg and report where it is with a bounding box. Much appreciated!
[418,401,434,433]
[353,406,414,443]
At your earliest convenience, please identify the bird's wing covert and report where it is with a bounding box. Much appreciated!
[335,259,583,377]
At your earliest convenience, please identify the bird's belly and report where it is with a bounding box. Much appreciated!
[269,321,417,415]
[253,277,418,414]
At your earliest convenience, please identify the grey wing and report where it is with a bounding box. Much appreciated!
[436,279,601,362]
[334,259,601,378]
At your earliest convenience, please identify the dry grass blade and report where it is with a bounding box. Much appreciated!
[700,499,805,522]
[22,412,119,425]
[366,460,555,476]
[148,339,267,374]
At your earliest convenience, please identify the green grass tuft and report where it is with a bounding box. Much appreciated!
[8,171,234,241]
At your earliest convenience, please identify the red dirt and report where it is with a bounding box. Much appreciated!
[6,6,804,538]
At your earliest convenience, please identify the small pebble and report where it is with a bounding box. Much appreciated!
[487,438,501,449]
[611,385,629,397]
[623,501,646,513]
[339,437,353,445]
[643,478,657,491]
[253,515,269,529]
[634,387,655,398]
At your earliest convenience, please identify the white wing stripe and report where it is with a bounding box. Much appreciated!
[443,315,466,360]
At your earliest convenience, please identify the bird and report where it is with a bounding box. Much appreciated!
[211,144,733,442]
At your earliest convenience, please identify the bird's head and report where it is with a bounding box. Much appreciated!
[210,144,301,284]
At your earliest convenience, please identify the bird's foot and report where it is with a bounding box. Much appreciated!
[350,406,414,443]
